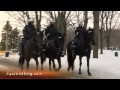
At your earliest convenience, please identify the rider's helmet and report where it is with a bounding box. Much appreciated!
[27,18,34,25]
[50,19,55,25]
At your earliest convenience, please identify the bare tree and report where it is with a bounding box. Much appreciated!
[83,11,88,29]
[35,11,42,32]
[104,11,119,50]
[93,11,99,58]
[99,11,106,54]
[7,11,43,31]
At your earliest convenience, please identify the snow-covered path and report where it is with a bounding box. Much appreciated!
[0,50,120,79]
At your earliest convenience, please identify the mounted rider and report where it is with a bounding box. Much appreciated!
[70,24,86,49]
[19,18,38,56]
[42,19,64,57]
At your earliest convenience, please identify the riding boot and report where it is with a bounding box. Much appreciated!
[61,50,64,57]
[70,41,76,50]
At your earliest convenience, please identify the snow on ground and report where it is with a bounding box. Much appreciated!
[0,50,120,79]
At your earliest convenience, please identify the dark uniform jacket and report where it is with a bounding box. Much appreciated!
[45,25,58,40]
[23,24,37,40]
[75,26,86,39]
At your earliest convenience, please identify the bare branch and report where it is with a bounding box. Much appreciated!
[65,11,71,20]
[112,13,120,29]
[17,11,26,24]
[54,11,57,19]
[7,12,24,27]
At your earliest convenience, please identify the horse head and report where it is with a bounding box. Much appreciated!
[31,31,44,51]
[85,28,95,45]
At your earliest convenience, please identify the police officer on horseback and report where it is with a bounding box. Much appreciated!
[42,20,64,57]
[45,20,57,41]
[75,24,86,41]
[19,18,37,56]
[70,24,86,49]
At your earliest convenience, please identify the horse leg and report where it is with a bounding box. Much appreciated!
[19,56,25,71]
[19,56,22,70]
[34,57,39,70]
[21,57,25,71]
[67,64,70,72]
[87,55,91,76]
[67,54,74,72]
[71,55,76,72]
[26,58,30,71]
[49,59,52,71]
[67,55,70,72]
[41,57,44,71]
[79,56,82,74]
[57,57,61,71]
[71,61,74,72]
[52,59,56,71]
[71,61,75,73]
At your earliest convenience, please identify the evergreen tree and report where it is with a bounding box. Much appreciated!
[0,21,20,50]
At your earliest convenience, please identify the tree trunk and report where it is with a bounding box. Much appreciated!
[93,11,99,58]
[100,29,103,54]
[56,12,67,55]
[84,11,88,30]
[39,11,42,31]
[106,33,111,50]
[99,11,105,54]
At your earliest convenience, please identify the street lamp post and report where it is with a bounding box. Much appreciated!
[5,20,9,57]
[5,32,8,52]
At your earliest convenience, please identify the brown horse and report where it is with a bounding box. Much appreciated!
[19,31,43,70]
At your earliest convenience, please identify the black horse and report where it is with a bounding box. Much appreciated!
[19,31,43,70]
[67,28,95,76]
[41,33,65,71]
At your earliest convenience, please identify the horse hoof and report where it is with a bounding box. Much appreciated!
[79,72,82,74]
[67,68,70,72]
[88,73,92,76]
[55,69,60,72]
[54,69,58,72]
[72,71,74,73]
